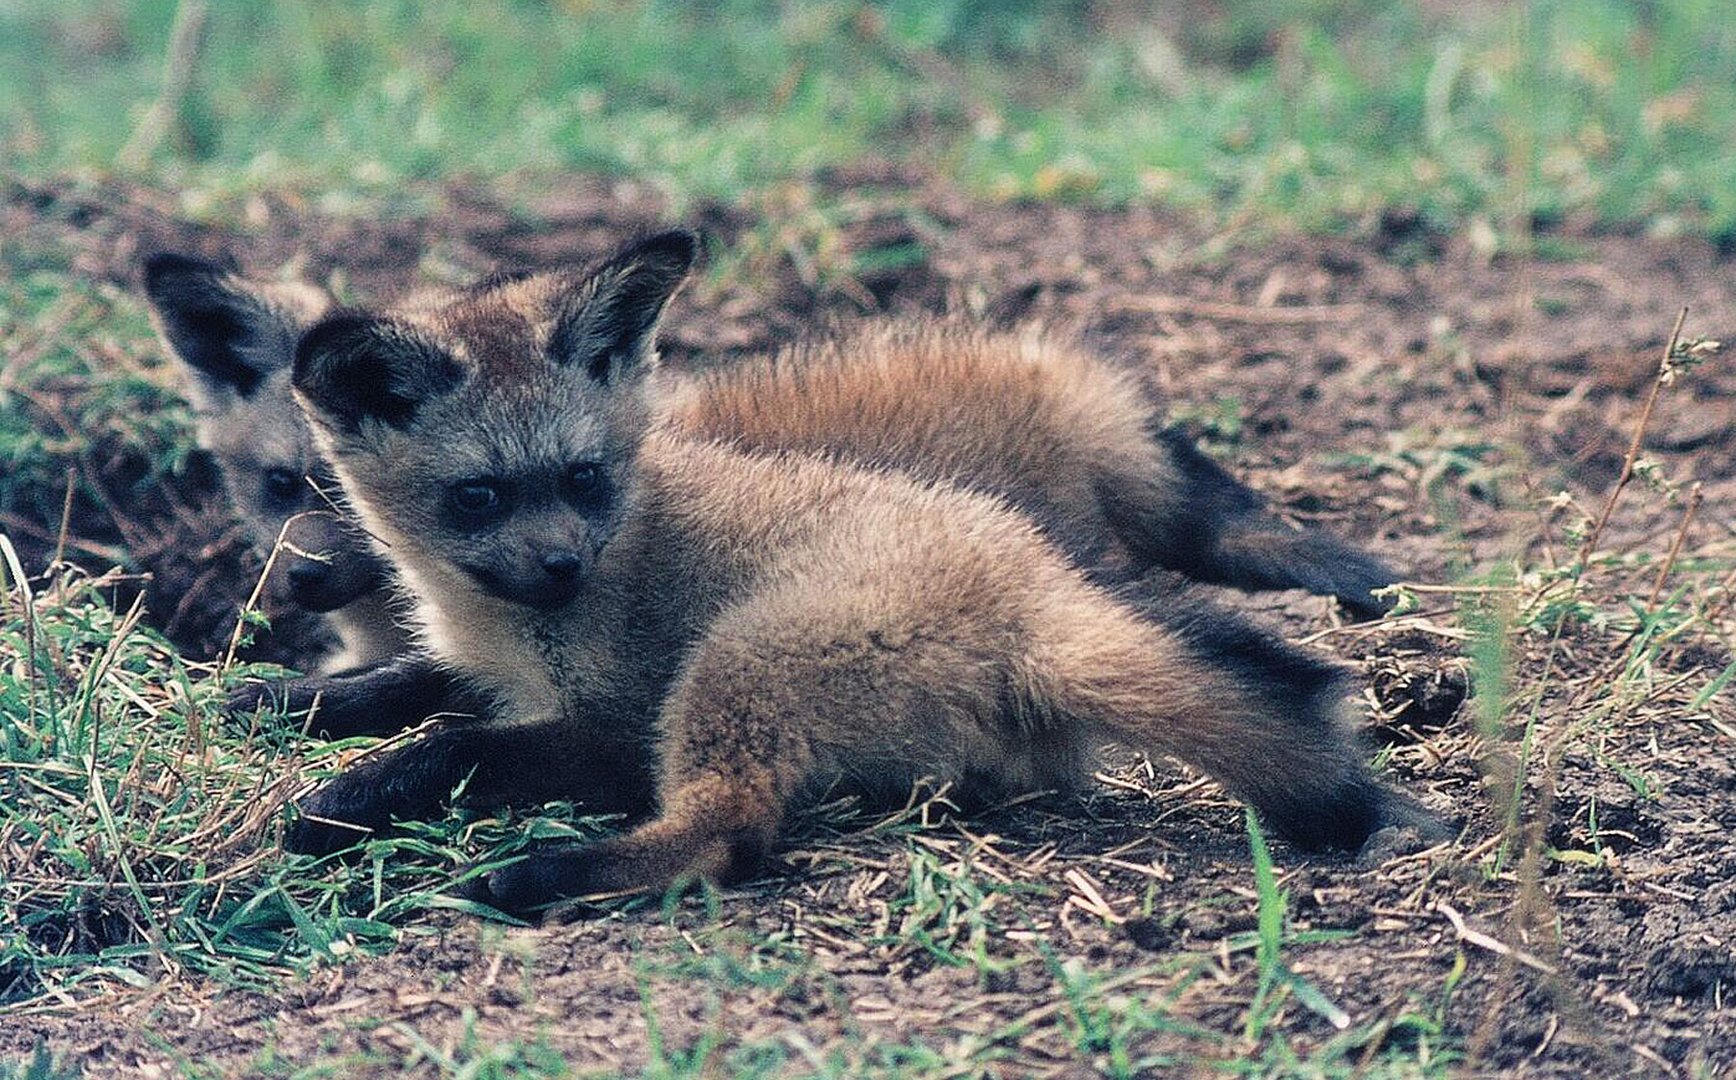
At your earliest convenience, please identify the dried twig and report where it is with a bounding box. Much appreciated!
[1578,307,1688,563]
[1436,901,1558,974]
[1641,482,1703,616]
[1110,294,1365,325]
[118,0,211,170]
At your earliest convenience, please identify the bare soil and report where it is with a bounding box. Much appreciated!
[2,172,1733,1077]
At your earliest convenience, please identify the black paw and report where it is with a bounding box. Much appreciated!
[1329,561,1403,621]
[226,674,360,735]
[226,677,303,721]
[235,673,414,740]
[282,772,396,856]
[1264,536,1399,621]
[469,840,650,918]
[283,811,375,857]
[227,656,444,739]
[1264,778,1452,855]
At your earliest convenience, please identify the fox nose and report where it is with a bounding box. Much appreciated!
[540,550,584,580]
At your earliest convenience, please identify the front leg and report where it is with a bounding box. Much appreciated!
[229,653,469,739]
[480,608,829,916]
[478,779,780,913]
[286,717,656,856]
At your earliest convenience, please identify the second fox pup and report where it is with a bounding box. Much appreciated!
[143,254,407,674]
[284,229,1414,914]
[661,321,1395,614]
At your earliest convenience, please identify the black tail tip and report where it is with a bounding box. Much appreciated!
[1213,525,1403,620]
[1323,548,1405,620]
[1265,781,1450,855]
[1356,791,1455,863]
[1263,774,1386,852]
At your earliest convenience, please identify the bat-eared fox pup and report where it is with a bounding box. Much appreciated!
[272,228,1426,916]
[143,254,407,675]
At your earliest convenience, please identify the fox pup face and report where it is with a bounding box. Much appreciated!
[143,254,388,614]
[291,230,699,611]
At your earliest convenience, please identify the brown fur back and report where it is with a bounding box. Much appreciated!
[656,321,1183,567]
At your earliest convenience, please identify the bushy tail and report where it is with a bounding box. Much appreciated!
[1034,586,1395,851]
[1095,427,1399,618]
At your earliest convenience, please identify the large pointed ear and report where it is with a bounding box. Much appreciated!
[142,253,301,403]
[549,229,699,382]
[293,315,467,434]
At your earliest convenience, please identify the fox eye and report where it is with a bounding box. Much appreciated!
[563,462,606,502]
[449,479,508,525]
[263,468,303,506]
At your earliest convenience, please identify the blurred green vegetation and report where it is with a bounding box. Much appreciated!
[0,268,191,534]
[2,0,1734,238]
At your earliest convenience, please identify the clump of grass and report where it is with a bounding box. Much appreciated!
[0,268,191,553]
[1239,809,1350,1042]
[1350,318,1732,1068]
[374,1012,569,1080]
[880,835,1032,976]
[0,548,637,1005]
[956,0,1736,238]
[1331,428,1513,509]
[0,1043,81,1080]
[0,558,315,1003]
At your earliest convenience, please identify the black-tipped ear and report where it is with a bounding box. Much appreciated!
[549,229,699,382]
[293,315,467,433]
[143,252,292,399]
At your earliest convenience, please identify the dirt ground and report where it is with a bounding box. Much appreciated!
[2,172,1733,1077]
